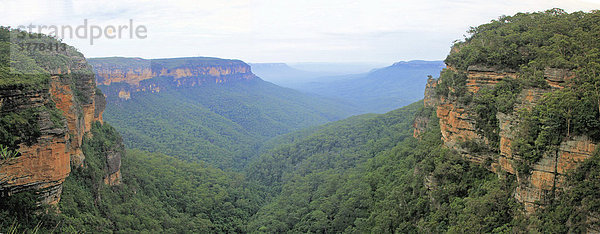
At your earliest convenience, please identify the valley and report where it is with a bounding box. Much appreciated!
[1,7,600,234]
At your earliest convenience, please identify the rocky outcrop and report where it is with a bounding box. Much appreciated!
[88,57,258,100]
[513,136,597,212]
[416,63,597,213]
[413,78,438,138]
[103,135,123,186]
[0,38,122,204]
[0,86,70,204]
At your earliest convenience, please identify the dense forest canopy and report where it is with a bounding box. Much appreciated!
[446,8,600,71]
[2,9,600,233]
[102,79,358,169]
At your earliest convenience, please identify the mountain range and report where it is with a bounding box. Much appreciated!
[252,60,445,113]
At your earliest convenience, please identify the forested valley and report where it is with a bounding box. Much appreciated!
[1,8,600,233]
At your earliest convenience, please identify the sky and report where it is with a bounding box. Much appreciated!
[1,0,599,64]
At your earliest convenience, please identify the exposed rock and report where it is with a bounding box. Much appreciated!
[423,77,439,108]
[414,78,439,138]
[414,63,598,213]
[466,68,518,93]
[103,134,123,186]
[94,90,106,123]
[544,67,575,89]
[0,84,70,204]
[1,50,121,204]
[88,57,258,100]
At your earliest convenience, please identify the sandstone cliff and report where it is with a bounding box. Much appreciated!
[0,31,123,204]
[88,57,258,100]
[414,64,598,212]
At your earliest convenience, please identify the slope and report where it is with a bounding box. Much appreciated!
[102,77,359,169]
[246,102,523,233]
[295,60,445,113]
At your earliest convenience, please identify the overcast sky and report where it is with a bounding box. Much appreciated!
[1,0,599,64]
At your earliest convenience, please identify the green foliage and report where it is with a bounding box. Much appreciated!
[247,102,523,232]
[0,108,41,149]
[0,102,66,151]
[515,86,600,173]
[471,78,522,151]
[0,26,86,90]
[54,122,266,233]
[0,191,60,233]
[445,9,600,71]
[0,144,20,160]
[532,148,600,233]
[102,79,357,169]
[434,69,468,98]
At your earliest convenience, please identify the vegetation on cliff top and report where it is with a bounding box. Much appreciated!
[0,27,95,151]
[436,9,600,170]
[445,8,600,71]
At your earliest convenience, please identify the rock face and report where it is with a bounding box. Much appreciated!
[0,86,70,204]
[0,45,122,204]
[413,78,438,139]
[88,57,258,100]
[416,64,598,213]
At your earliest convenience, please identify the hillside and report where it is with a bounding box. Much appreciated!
[0,26,120,205]
[416,8,600,230]
[0,28,266,233]
[246,9,600,233]
[245,101,524,232]
[2,8,600,234]
[89,57,359,168]
[295,60,445,113]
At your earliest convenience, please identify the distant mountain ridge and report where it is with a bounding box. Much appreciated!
[87,56,360,168]
[89,57,256,100]
[249,63,330,87]
[296,60,445,113]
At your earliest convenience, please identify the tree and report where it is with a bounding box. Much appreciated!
[0,144,19,186]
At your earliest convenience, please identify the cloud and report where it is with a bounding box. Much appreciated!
[1,0,598,63]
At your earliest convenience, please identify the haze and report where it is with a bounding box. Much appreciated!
[1,0,599,64]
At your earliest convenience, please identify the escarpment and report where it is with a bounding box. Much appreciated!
[413,10,600,213]
[0,29,123,204]
[88,57,258,100]
[415,63,598,212]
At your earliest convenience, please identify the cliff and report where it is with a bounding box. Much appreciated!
[415,64,597,212]
[0,28,122,204]
[412,10,600,214]
[88,57,258,100]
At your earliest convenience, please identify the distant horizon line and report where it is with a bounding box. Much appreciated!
[87,55,445,65]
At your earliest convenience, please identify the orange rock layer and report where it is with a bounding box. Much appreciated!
[95,65,253,86]
[1,69,120,204]
[419,64,598,213]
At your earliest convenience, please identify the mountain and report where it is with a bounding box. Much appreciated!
[288,62,386,75]
[88,57,359,168]
[414,9,600,216]
[295,60,445,113]
[249,62,385,88]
